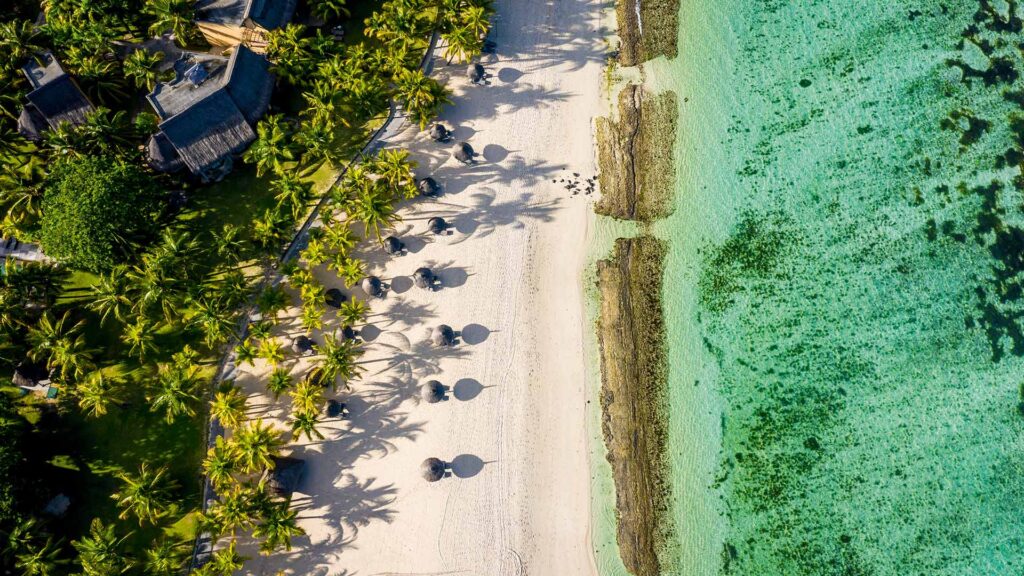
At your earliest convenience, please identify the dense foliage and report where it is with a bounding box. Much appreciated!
[39,156,160,273]
[0,0,494,572]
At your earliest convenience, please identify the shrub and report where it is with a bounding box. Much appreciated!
[39,156,160,272]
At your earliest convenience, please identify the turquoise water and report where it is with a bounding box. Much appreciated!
[641,1,1024,574]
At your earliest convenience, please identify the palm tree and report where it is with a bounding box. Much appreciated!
[309,0,349,21]
[203,436,238,491]
[88,265,133,325]
[247,319,274,342]
[208,485,258,535]
[212,269,251,309]
[394,68,452,128]
[316,332,364,389]
[15,537,67,576]
[111,463,178,525]
[210,384,248,429]
[144,0,199,46]
[301,79,341,127]
[71,519,132,576]
[294,118,339,168]
[272,172,314,220]
[460,4,492,39]
[76,372,124,418]
[321,223,359,255]
[338,298,369,325]
[190,296,236,349]
[235,339,258,367]
[267,367,293,400]
[265,24,313,86]
[290,410,325,442]
[0,20,42,70]
[332,255,366,288]
[143,538,188,576]
[251,207,290,251]
[193,539,246,576]
[122,317,159,361]
[149,364,202,423]
[27,311,94,381]
[210,223,248,264]
[123,49,164,90]
[256,285,290,320]
[442,26,482,64]
[67,50,127,106]
[346,182,400,240]
[254,502,305,554]
[243,115,296,178]
[288,378,324,415]
[301,234,329,266]
[372,149,418,199]
[300,302,324,332]
[258,338,286,366]
[233,420,284,473]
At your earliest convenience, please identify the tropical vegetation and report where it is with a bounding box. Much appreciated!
[0,0,493,572]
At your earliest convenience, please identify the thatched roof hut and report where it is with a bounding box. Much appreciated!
[429,123,450,142]
[431,324,455,347]
[427,217,447,235]
[146,46,274,181]
[325,288,345,308]
[418,177,440,197]
[265,456,305,497]
[468,63,485,83]
[421,457,446,482]
[413,267,436,290]
[421,380,446,403]
[291,335,314,355]
[454,141,475,164]
[17,53,94,141]
[361,276,384,298]
[383,235,404,255]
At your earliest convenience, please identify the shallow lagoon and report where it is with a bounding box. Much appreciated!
[643,1,1024,574]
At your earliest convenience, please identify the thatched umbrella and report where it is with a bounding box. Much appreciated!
[383,236,404,255]
[421,380,446,403]
[468,63,485,83]
[341,325,357,340]
[454,142,475,164]
[421,457,447,482]
[431,324,455,347]
[325,288,345,308]
[413,267,436,290]
[429,123,450,142]
[291,336,315,355]
[361,276,384,298]
[418,177,441,197]
[427,217,447,235]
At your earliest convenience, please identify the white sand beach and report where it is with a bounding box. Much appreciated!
[233,0,607,573]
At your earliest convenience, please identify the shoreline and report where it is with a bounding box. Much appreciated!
[614,0,680,66]
[596,235,674,576]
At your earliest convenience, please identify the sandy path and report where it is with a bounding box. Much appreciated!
[234,0,606,574]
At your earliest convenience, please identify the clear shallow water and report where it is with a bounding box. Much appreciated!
[642,1,1024,574]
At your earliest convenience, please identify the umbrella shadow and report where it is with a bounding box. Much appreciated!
[482,144,511,163]
[453,377,489,401]
[497,67,523,83]
[461,324,491,345]
[450,454,489,478]
[389,275,414,294]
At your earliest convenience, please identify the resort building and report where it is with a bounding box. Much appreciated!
[145,44,274,182]
[195,0,298,52]
[16,52,95,141]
